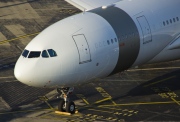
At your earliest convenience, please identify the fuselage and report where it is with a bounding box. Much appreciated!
[14,0,180,88]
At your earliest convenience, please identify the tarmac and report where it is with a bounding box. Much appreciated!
[0,0,180,122]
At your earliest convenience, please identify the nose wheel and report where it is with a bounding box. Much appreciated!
[57,87,75,114]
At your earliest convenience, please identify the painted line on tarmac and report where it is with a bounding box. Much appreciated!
[95,87,117,105]
[88,108,113,114]
[143,76,176,87]
[81,98,89,105]
[0,32,39,44]
[94,97,117,105]
[104,79,145,82]
[94,97,111,104]
[171,97,180,106]
[0,76,14,79]
[99,106,122,111]
[98,101,180,107]
[76,94,89,105]
[0,108,54,115]
[128,67,180,71]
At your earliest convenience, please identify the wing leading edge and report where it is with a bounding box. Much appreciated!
[65,0,121,11]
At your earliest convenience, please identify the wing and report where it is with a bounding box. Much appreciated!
[65,0,121,11]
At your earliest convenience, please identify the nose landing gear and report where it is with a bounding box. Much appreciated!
[57,87,75,114]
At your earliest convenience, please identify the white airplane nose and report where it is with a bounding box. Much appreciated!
[14,58,37,87]
[14,67,21,81]
[14,60,28,85]
[14,58,52,87]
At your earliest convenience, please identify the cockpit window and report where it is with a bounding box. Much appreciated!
[22,49,29,58]
[28,51,41,58]
[42,50,49,58]
[47,49,57,57]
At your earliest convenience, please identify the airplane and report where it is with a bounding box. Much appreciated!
[14,0,180,113]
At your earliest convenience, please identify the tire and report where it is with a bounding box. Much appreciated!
[66,101,75,114]
[58,100,66,112]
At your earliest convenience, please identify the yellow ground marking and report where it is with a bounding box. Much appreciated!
[94,106,137,117]
[0,32,39,44]
[128,114,133,116]
[114,112,123,115]
[123,113,127,116]
[128,67,180,71]
[92,115,98,117]
[94,97,111,104]
[0,108,54,115]
[94,97,117,106]
[112,118,118,121]
[38,96,54,109]
[55,111,78,115]
[0,32,10,46]
[82,98,89,105]
[171,97,180,105]
[100,106,122,111]
[143,76,176,87]
[111,99,117,105]
[95,87,117,105]
[76,94,89,105]
[44,101,54,109]
[98,101,180,107]
[88,108,113,114]
[40,116,69,121]
[86,114,92,116]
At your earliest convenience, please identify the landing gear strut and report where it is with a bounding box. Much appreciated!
[57,87,75,114]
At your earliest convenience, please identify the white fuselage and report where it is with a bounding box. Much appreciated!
[14,0,180,88]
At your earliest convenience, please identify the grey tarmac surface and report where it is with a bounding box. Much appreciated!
[0,0,180,122]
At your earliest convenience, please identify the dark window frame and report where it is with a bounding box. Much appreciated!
[107,40,110,45]
[22,49,29,58]
[166,20,169,25]
[170,19,172,24]
[176,17,179,21]
[173,18,176,22]
[28,51,41,58]
[42,50,49,58]
[114,38,117,42]
[111,39,114,44]
[47,49,57,57]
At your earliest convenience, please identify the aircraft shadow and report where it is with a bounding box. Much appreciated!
[114,69,180,100]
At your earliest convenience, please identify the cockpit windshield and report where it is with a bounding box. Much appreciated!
[22,50,29,58]
[42,50,49,58]
[47,49,57,57]
[21,49,57,58]
[28,51,41,58]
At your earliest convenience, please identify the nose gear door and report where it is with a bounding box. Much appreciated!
[73,34,91,64]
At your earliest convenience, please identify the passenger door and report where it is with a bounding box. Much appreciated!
[73,34,91,64]
[137,15,152,44]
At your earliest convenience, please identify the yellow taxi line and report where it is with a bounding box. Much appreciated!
[0,32,39,44]
[0,108,53,115]
[98,101,180,107]
[88,108,113,114]
[128,67,180,71]
[82,98,90,105]
[143,76,176,87]
[171,97,180,105]
[94,97,111,104]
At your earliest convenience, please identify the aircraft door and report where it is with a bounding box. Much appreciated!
[73,34,91,64]
[137,16,152,44]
